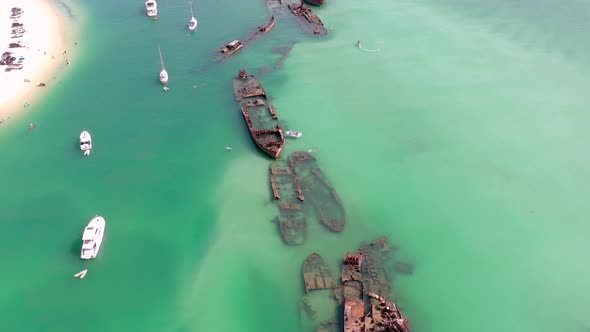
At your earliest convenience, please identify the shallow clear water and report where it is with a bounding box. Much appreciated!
[1,0,590,331]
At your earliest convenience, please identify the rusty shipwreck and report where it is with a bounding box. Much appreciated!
[287,0,327,36]
[234,69,284,159]
[289,151,345,232]
[340,237,410,332]
[217,16,276,62]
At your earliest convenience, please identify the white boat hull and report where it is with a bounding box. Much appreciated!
[286,131,302,138]
[146,0,158,17]
[81,216,105,260]
[80,130,92,155]
[160,69,168,84]
[188,17,197,31]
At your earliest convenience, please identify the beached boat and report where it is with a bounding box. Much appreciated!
[270,160,306,245]
[80,216,106,260]
[286,130,302,138]
[287,0,327,36]
[158,45,168,84]
[188,1,197,31]
[234,69,284,158]
[80,130,92,156]
[289,151,345,232]
[145,0,158,18]
[303,253,336,292]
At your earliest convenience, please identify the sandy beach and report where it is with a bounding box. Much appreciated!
[0,0,74,121]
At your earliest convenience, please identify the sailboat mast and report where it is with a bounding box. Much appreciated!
[190,1,195,18]
[158,45,165,70]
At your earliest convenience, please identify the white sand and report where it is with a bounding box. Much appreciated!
[0,0,73,120]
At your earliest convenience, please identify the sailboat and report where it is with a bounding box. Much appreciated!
[188,1,197,31]
[158,45,168,84]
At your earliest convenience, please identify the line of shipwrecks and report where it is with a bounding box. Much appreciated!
[301,238,411,332]
[269,151,346,245]
[223,2,413,331]
[215,0,327,62]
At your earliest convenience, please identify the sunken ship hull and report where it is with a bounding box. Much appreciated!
[234,70,285,159]
[303,253,336,292]
[304,0,325,5]
[271,160,306,245]
[287,0,328,35]
[289,151,345,232]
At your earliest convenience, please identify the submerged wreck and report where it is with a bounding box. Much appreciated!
[270,160,306,245]
[340,237,410,332]
[303,253,336,292]
[267,0,286,15]
[289,151,345,232]
[217,16,275,62]
[287,0,327,36]
[234,69,285,158]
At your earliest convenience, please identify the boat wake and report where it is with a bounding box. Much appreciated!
[359,46,380,52]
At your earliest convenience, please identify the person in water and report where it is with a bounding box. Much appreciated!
[357,40,361,48]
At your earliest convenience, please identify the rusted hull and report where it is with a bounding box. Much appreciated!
[341,238,410,332]
[303,253,336,292]
[289,151,345,232]
[286,1,328,36]
[305,0,325,5]
[234,70,285,159]
[242,108,284,158]
[217,16,275,62]
[271,160,307,245]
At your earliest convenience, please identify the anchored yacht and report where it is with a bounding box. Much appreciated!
[145,0,158,18]
[158,45,168,84]
[80,130,92,156]
[188,1,197,31]
[80,215,106,260]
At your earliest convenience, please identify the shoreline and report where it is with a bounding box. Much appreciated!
[0,0,81,122]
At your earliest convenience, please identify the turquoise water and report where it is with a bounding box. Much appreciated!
[1,0,590,331]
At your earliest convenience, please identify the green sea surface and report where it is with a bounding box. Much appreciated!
[1,0,590,331]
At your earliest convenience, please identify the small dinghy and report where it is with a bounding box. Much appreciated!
[80,130,92,156]
[286,130,302,138]
[74,269,88,279]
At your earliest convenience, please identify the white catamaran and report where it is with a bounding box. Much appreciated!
[80,215,106,260]
[158,45,168,84]
[188,1,197,31]
[80,130,92,156]
[145,0,157,18]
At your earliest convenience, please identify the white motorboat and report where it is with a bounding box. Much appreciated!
[145,0,158,18]
[286,130,302,138]
[80,216,106,260]
[158,45,168,84]
[80,130,92,156]
[188,1,197,31]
